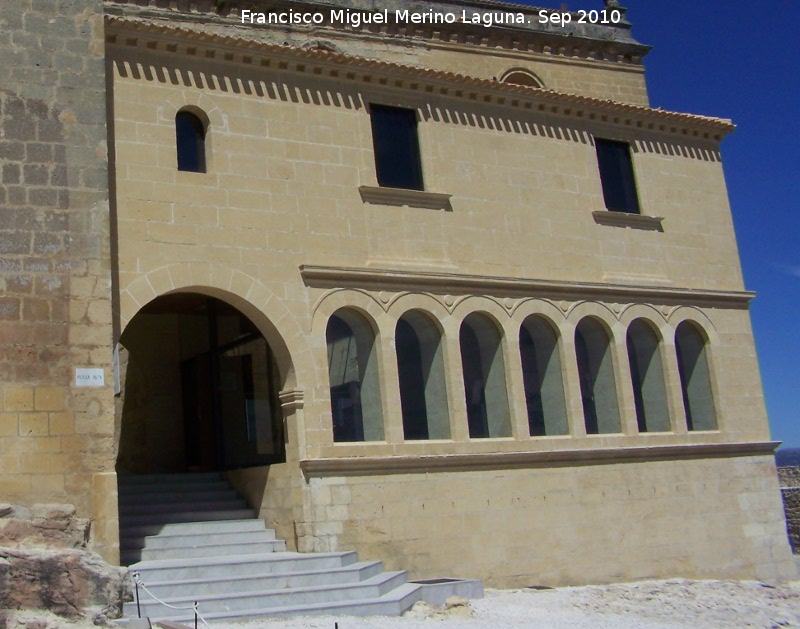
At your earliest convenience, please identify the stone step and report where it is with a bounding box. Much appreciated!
[128,551,360,583]
[125,573,415,620]
[140,538,286,561]
[119,509,256,529]
[119,499,248,516]
[127,561,384,600]
[117,488,238,503]
[118,472,224,486]
[140,527,277,550]
[121,583,423,625]
[121,518,268,541]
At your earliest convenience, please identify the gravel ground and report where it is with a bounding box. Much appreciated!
[216,579,800,629]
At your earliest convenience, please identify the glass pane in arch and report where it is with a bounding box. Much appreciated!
[575,318,621,434]
[459,313,511,438]
[176,110,206,173]
[396,312,450,440]
[326,310,384,442]
[626,319,670,432]
[675,322,717,431]
[519,316,568,436]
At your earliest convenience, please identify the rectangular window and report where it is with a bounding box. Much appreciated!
[369,104,424,191]
[595,138,640,214]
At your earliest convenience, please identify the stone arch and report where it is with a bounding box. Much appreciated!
[119,263,307,392]
[499,67,545,89]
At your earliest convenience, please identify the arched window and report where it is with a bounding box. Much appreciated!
[499,68,545,89]
[575,318,621,434]
[175,110,206,173]
[519,316,568,436]
[459,313,511,438]
[395,311,449,440]
[326,309,384,442]
[626,319,670,432]
[675,322,717,431]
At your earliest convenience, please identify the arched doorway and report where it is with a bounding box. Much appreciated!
[116,293,286,473]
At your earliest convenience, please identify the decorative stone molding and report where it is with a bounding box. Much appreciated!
[279,388,304,413]
[300,441,779,477]
[105,17,733,142]
[300,265,755,309]
[358,186,453,211]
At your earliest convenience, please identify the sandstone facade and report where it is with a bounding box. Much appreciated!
[0,0,794,589]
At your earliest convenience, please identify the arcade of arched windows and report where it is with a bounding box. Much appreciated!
[322,298,719,443]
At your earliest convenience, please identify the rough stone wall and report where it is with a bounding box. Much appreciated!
[0,1,117,561]
[778,468,800,552]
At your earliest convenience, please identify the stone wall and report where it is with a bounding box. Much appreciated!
[778,467,800,552]
[0,0,118,561]
[300,454,796,588]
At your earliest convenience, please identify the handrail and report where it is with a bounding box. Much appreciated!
[131,571,212,629]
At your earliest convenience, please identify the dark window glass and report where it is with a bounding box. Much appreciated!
[595,138,639,214]
[675,322,717,431]
[176,111,206,173]
[369,104,423,191]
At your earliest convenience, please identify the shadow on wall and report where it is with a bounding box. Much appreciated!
[111,53,722,165]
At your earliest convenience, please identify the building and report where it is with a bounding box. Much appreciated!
[1,0,795,587]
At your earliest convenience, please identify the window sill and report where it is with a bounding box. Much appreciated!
[359,186,453,211]
[592,210,664,232]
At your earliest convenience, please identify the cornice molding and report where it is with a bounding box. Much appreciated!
[299,265,755,309]
[300,441,780,477]
[104,0,650,67]
[105,17,734,142]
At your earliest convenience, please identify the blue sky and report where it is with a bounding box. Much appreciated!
[517,1,800,446]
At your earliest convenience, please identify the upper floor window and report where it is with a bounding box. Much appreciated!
[369,104,423,191]
[176,110,206,173]
[595,138,639,214]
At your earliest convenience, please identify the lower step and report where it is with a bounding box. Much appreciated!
[125,571,409,617]
[120,583,423,625]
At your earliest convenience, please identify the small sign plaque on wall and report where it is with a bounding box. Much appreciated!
[75,368,105,388]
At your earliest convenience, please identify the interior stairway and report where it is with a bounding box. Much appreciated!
[117,473,423,624]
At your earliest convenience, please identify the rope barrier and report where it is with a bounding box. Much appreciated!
[131,571,213,629]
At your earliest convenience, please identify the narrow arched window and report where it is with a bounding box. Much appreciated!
[499,69,544,89]
[326,309,384,442]
[626,319,670,432]
[575,318,621,434]
[519,316,568,436]
[459,313,511,438]
[675,322,717,431]
[396,311,449,440]
[176,110,206,173]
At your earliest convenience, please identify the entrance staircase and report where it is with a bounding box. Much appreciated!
[117,473,427,624]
